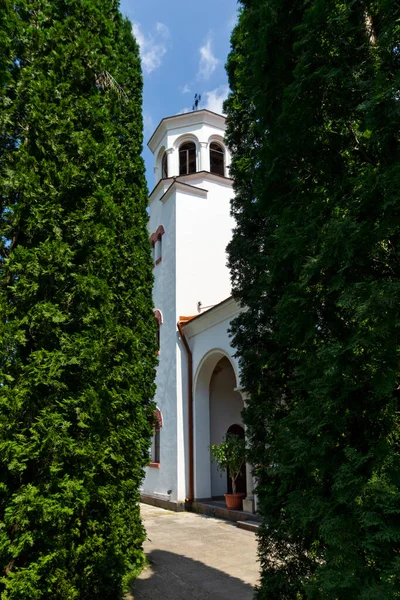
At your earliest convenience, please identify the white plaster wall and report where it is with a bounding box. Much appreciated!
[190,315,241,385]
[176,337,189,501]
[143,188,181,501]
[175,179,234,316]
[209,358,244,496]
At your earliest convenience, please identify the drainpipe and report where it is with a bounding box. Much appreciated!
[177,320,194,504]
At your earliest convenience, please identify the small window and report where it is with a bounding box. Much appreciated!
[179,142,196,175]
[151,225,164,266]
[154,238,161,265]
[156,234,162,263]
[154,310,162,354]
[154,427,160,463]
[162,152,168,178]
[155,319,160,353]
[150,408,163,466]
[210,142,225,176]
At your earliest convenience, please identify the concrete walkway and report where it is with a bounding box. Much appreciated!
[129,503,260,600]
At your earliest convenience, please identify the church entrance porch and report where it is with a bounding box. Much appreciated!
[210,357,245,498]
[193,350,255,513]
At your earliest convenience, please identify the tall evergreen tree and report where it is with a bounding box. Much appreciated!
[225,1,400,598]
[0,1,157,598]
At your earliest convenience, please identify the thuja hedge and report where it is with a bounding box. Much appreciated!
[225,1,400,598]
[0,1,157,598]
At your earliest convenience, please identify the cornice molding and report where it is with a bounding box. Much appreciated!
[183,297,243,338]
[148,109,226,154]
[152,179,208,206]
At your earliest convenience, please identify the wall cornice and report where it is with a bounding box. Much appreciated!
[148,109,226,154]
[183,297,243,338]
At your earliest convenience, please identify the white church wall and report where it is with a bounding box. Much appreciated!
[143,188,181,501]
[176,337,189,501]
[175,180,234,317]
[188,301,242,384]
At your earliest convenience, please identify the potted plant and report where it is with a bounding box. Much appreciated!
[209,433,246,510]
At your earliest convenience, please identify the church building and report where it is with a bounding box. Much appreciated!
[141,109,256,515]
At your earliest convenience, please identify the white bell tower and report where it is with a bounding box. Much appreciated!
[144,109,235,504]
[148,108,234,319]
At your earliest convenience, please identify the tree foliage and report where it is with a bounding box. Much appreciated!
[209,433,246,494]
[225,0,400,597]
[0,1,157,598]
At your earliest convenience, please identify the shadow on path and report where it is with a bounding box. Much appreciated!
[130,549,255,600]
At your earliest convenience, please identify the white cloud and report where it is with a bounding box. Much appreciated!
[198,36,220,80]
[155,22,169,38]
[202,85,229,114]
[179,85,229,116]
[132,21,170,74]
[180,84,191,94]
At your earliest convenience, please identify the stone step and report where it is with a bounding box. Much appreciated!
[236,520,260,533]
[190,499,260,524]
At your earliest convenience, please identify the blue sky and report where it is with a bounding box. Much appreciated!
[119,0,239,185]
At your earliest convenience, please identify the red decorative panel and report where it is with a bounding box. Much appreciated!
[154,309,163,325]
[150,225,165,245]
[154,407,163,429]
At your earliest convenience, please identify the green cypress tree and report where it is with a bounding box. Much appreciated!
[0,1,157,598]
[225,1,400,597]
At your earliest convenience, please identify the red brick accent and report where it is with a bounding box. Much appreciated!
[154,309,163,325]
[150,225,165,245]
[149,462,160,468]
[154,408,163,429]
[155,225,165,238]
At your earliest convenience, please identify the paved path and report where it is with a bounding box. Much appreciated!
[129,503,259,600]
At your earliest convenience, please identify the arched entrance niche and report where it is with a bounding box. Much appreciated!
[210,358,245,497]
[193,350,243,499]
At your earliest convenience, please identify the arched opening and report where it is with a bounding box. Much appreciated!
[150,225,164,266]
[209,357,245,498]
[156,232,162,263]
[179,142,196,175]
[194,350,242,499]
[161,152,168,178]
[210,142,224,176]
[150,408,163,466]
[154,309,162,354]
[155,147,166,183]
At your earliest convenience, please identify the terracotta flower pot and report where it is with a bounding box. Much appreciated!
[224,493,246,510]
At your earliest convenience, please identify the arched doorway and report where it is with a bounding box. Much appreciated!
[226,424,246,495]
[209,357,244,498]
[193,350,242,499]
